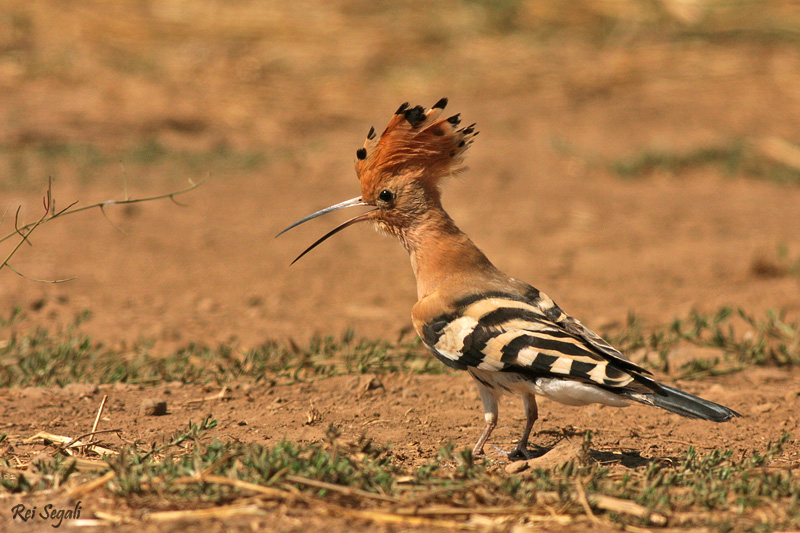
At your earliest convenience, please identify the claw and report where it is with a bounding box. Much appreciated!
[507,446,537,461]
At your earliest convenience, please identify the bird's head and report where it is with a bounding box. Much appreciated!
[277,98,478,263]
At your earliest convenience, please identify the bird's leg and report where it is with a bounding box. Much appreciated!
[472,381,499,458]
[508,393,538,461]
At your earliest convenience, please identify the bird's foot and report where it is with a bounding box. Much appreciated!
[507,445,537,461]
[485,445,536,461]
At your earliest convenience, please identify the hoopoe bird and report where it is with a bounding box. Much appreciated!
[278,98,740,459]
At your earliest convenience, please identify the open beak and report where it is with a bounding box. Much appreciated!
[276,196,376,264]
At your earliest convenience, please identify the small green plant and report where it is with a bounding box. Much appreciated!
[106,422,398,506]
[0,319,442,388]
[671,307,800,374]
[0,140,268,190]
[609,139,800,185]
[606,307,800,379]
[0,452,81,493]
[611,141,746,178]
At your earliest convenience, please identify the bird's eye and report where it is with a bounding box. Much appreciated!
[378,189,394,203]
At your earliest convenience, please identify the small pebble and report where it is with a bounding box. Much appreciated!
[505,461,529,474]
[139,399,168,416]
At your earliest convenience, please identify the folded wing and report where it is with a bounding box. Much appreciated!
[421,288,661,395]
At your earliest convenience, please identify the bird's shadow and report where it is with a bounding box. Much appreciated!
[502,430,682,469]
[588,448,663,469]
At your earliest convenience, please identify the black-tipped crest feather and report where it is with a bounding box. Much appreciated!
[404,105,427,127]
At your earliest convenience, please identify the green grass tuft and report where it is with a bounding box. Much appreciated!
[2,306,797,388]
[0,140,270,190]
[0,315,441,388]
[108,425,398,507]
[609,139,800,185]
[606,307,800,378]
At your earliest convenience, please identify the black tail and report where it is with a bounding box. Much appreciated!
[623,384,741,422]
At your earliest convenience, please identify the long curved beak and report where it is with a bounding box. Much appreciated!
[276,196,376,264]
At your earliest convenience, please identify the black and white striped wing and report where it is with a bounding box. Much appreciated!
[421,289,656,392]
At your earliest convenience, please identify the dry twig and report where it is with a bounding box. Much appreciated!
[25,430,120,456]
[147,503,266,522]
[67,470,116,499]
[185,386,231,405]
[1,178,203,283]
[88,395,109,444]
[172,474,291,500]
[574,479,603,526]
[284,474,399,503]
[325,507,479,530]
[591,494,667,526]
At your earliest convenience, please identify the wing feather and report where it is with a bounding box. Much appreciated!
[422,288,658,393]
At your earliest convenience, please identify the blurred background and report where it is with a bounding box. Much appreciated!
[1,0,799,353]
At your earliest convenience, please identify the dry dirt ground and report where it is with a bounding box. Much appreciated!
[0,367,799,532]
[1,1,800,531]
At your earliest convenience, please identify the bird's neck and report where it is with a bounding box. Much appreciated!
[401,206,497,300]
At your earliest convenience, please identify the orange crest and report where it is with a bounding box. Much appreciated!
[355,98,478,198]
